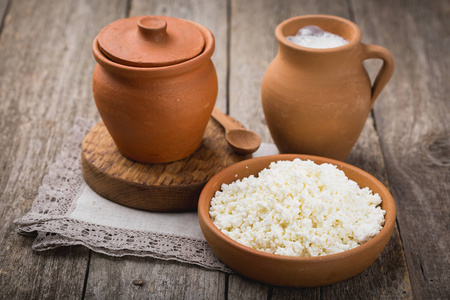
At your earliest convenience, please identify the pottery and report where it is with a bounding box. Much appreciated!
[92,16,218,163]
[261,15,394,161]
[198,154,396,287]
[211,107,261,154]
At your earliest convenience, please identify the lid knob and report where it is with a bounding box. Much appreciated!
[138,16,167,40]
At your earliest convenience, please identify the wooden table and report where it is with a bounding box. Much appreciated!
[1,0,448,299]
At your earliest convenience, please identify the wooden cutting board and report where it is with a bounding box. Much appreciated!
[81,118,250,212]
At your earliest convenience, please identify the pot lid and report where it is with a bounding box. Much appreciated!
[97,15,205,67]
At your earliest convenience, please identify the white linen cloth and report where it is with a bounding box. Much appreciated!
[15,118,278,272]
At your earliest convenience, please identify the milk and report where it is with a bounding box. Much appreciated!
[286,25,349,49]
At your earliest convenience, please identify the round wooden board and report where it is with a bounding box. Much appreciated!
[81,119,250,212]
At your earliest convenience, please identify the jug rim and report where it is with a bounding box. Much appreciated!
[276,14,361,53]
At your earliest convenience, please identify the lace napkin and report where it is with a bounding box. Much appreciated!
[15,118,278,272]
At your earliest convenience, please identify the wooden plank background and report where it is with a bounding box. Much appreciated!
[0,0,448,299]
[352,0,450,298]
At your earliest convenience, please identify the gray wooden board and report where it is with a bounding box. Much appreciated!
[85,256,225,300]
[0,0,10,33]
[352,0,450,298]
[83,1,229,299]
[227,275,269,300]
[1,0,447,298]
[228,0,411,298]
[0,0,126,299]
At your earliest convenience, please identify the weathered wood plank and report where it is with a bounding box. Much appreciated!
[2,0,443,298]
[271,287,317,300]
[0,0,126,299]
[352,0,450,298]
[84,1,228,299]
[228,0,411,298]
[227,275,269,300]
[85,256,225,300]
[0,0,10,32]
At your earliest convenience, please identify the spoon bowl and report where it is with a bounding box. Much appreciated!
[211,107,262,154]
[226,129,262,154]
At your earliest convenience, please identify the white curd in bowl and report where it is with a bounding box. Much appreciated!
[209,159,385,257]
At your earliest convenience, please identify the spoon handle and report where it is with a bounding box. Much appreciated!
[211,106,246,131]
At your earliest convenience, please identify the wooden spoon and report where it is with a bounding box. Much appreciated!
[211,106,262,154]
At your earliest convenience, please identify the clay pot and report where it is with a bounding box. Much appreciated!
[261,15,394,161]
[92,16,218,163]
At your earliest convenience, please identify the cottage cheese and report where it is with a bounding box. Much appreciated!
[209,159,385,257]
[286,25,349,49]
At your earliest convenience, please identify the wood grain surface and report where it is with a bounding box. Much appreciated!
[0,0,448,299]
[0,0,10,29]
[85,256,226,299]
[0,0,124,299]
[81,120,248,211]
[352,0,450,298]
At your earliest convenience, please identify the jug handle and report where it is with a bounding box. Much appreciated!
[362,44,395,108]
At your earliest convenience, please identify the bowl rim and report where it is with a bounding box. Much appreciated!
[198,153,396,262]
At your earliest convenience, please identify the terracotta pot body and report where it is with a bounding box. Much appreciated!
[261,15,394,161]
[92,17,218,163]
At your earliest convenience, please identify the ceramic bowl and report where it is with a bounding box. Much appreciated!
[198,154,396,287]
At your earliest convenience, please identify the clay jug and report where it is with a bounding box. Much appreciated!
[261,15,394,161]
[92,16,218,163]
